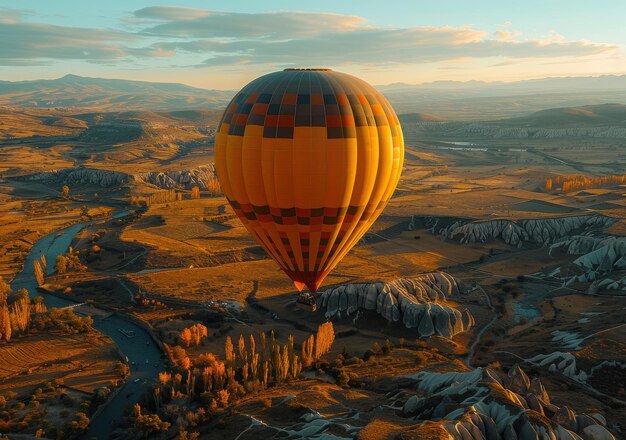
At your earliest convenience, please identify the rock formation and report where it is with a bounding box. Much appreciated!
[401,365,617,440]
[23,163,219,190]
[27,167,130,187]
[547,235,626,286]
[134,164,218,190]
[315,272,474,338]
[528,352,626,384]
[416,214,617,247]
[528,352,588,381]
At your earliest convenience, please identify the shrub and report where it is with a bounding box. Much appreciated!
[337,371,350,387]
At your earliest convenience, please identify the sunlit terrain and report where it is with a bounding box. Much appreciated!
[0,69,624,439]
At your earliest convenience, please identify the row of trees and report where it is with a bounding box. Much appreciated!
[129,181,222,207]
[301,322,335,367]
[33,255,47,286]
[130,189,179,207]
[179,323,209,347]
[546,173,626,192]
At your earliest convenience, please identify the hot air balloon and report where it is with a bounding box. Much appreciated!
[215,68,404,292]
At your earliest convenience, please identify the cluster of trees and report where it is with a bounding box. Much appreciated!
[0,378,98,439]
[179,323,209,347]
[0,280,92,342]
[0,286,47,342]
[140,323,336,433]
[118,324,337,437]
[55,247,87,275]
[546,174,626,192]
[205,178,221,196]
[132,404,171,438]
[40,308,93,334]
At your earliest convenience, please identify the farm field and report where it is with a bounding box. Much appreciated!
[0,103,624,439]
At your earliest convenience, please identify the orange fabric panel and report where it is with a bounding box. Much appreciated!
[215,69,404,291]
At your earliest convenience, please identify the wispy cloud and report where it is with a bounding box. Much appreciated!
[134,8,616,69]
[0,6,619,73]
[0,7,31,24]
[135,9,366,39]
[0,16,135,64]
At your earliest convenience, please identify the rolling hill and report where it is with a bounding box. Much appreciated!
[0,74,233,112]
[403,103,626,140]
[504,103,626,127]
[398,112,444,123]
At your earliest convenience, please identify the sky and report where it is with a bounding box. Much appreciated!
[1,0,626,89]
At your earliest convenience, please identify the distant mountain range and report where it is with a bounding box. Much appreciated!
[0,74,233,112]
[378,74,626,94]
[379,74,626,120]
[1,74,626,120]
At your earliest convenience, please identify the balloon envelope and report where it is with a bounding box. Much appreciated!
[215,68,404,292]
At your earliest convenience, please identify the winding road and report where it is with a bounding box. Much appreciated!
[10,212,166,440]
[466,285,497,368]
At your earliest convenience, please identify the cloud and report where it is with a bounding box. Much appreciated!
[0,7,30,24]
[132,8,616,69]
[149,26,615,68]
[494,29,521,41]
[133,6,211,21]
[0,7,619,72]
[137,10,367,39]
[0,22,137,63]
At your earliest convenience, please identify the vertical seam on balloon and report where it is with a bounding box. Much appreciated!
[308,71,329,272]
[376,93,405,202]
[257,73,295,272]
[316,72,358,271]
[319,75,378,273]
[325,85,402,272]
[269,71,301,271]
[240,73,284,265]
[288,71,306,272]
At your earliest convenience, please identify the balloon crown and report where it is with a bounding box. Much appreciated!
[283,68,332,71]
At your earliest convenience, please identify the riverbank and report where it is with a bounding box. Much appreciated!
[9,210,167,440]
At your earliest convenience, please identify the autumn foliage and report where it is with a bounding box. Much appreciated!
[55,247,87,275]
[547,173,626,192]
[301,322,335,367]
[178,323,208,347]
[158,323,335,413]
[205,178,221,196]
[545,178,553,191]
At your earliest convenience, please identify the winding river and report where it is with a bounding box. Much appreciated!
[10,212,165,439]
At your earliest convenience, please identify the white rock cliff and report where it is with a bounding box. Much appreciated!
[316,272,474,338]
